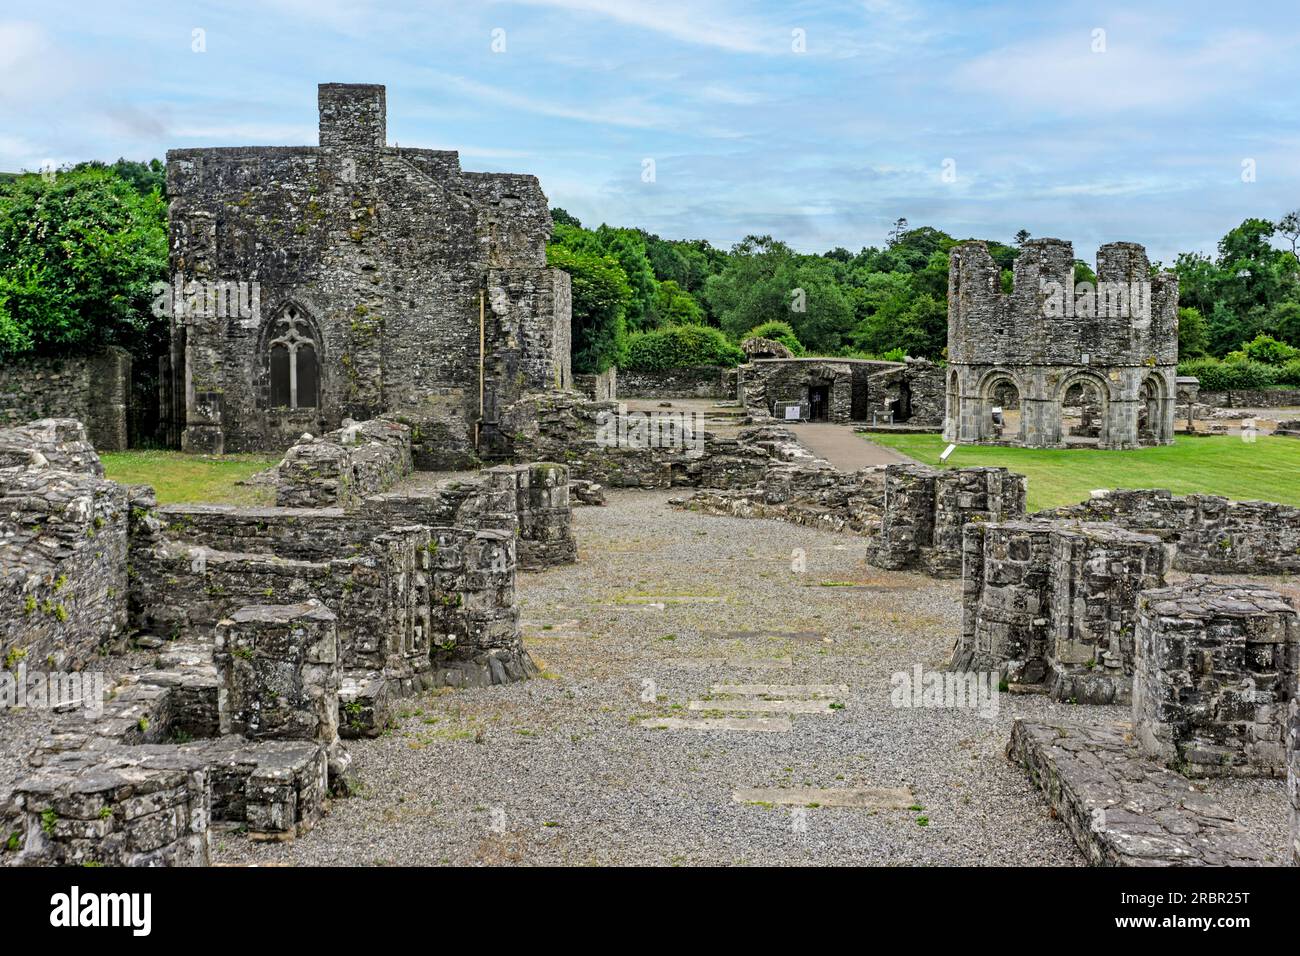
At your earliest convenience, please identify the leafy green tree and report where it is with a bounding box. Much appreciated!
[550,207,582,229]
[1240,334,1298,365]
[651,279,703,325]
[546,244,629,373]
[743,320,804,355]
[1177,307,1209,359]
[1268,301,1300,347]
[622,324,743,371]
[0,167,167,359]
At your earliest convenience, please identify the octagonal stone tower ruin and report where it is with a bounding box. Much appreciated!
[943,239,1178,450]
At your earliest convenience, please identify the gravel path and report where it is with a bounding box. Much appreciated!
[788,423,916,470]
[5,489,1284,866]
[206,488,1286,867]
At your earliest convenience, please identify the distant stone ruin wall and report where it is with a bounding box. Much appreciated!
[618,367,732,399]
[0,466,131,671]
[865,360,946,426]
[574,367,617,402]
[0,349,132,452]
[740,359,855,422]
[275,418,413,508]
[498,392,773,490]
[1034,489,1300,575]
[867,464,1028,578]
[945,239,1179,449]
[1198,389,1300,408]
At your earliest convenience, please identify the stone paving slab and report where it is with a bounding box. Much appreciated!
[711,684,848,698]
[639,717,793,732]
[1008,719,1270,866]
[689,699,839,714]
[661,656,793,670]
[733,787,916,809]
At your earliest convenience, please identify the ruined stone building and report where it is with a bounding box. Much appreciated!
[165,83,571,468]
[944,239,1178,449]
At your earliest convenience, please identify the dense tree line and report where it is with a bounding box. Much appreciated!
[0,160,167,360]
[2,161,1298,391]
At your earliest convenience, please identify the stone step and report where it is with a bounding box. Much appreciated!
[639,716,792,732]
[711,684,847,698]
[733,786,915,809]
[1008,719,1272,866]
[688,699,839,714]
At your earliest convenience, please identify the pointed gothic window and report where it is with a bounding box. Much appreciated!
[267,306,319,409]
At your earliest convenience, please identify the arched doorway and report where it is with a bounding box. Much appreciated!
[1138,374,1167,444]
[977,371,1023,442]
[1057,373,1110,447]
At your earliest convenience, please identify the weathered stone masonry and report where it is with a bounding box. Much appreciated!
[166,83,570,465]
[868,464,1027,578]
[1133,581,1299,778]
[953,519,1169,704]
[0,422,131,671]
[0,348,132,452]
[945,239,1178,449]
[1,411,584,864]
[1035,488,1300,575]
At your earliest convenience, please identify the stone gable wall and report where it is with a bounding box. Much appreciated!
[167,84,569,466]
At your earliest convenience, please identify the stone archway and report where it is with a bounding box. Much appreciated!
[1056,372,1111,447]
[1138,373,1170,444]
[945,369,960,440]
[976,369,1024,443]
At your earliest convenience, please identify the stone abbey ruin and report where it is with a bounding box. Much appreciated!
[1,82,1299,869]
[166,83,571,466]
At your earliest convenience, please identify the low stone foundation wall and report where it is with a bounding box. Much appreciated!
[618,366,731,399]
[500,392,773,490]
[574,368,617,402]
[0,464,131,671]
[680,466,885,535]
[1198,388,1300,408]
[1290,700,1300,865]
[1133,581,1298,778]
[0,418,105,474]
[953,520,1169,704]
[276,418,413,508]
[1035,488,1300,575]
[1008,720,1268,866]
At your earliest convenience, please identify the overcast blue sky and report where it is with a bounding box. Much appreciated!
[1,0,1297,263]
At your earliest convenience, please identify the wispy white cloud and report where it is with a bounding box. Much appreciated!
[496,0,787,54]
[958,23,1299,112]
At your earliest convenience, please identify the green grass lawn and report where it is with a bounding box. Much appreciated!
[100,450,281,506]
[862,433,1300,511]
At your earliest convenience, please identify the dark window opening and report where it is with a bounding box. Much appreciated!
[270,345,291,407]
[296,345,318,408]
